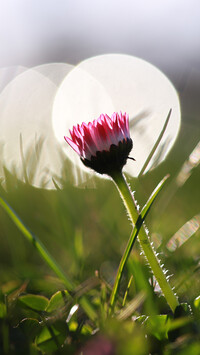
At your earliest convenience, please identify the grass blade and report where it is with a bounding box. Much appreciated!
[0,196,74,291]
[0,196,98,321]
[141,174,170,219]
[139,109,172,177]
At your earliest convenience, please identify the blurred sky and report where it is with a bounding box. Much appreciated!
[1,0,200,75]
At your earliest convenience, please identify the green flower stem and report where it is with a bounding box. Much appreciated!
[109,175,170,312]
[110,171,179,313]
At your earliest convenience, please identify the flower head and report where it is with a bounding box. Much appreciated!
[64,112,133,175]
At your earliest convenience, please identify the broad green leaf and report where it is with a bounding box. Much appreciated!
[18,294,49,311]
[46,290,69,313]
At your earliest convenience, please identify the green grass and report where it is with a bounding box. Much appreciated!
[0,120,200,354]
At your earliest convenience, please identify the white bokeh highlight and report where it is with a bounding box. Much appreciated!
[0,63,73,189]
[0,55,181,189]
[53,54,181,179]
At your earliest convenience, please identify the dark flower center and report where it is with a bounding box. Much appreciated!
[81,138,133,175]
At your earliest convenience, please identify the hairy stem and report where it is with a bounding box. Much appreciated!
[110,171,179,313]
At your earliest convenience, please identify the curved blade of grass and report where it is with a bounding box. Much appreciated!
[0,196,98,321]
[122,275,133,307]
[0,196,74,292]
[141,174,170,219]
[109,174,170,313]
[139,109,172,177]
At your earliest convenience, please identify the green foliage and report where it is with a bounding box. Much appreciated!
[0,280,199,354]
[0,122,200,353]
[46,290,69,313]
[18,294,49,312]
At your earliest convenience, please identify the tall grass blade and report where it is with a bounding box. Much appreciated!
[0,196,98,321]
[0,196,74,291]
[139,109,172,177]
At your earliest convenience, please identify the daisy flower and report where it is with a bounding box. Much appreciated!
[64,112,134,175]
